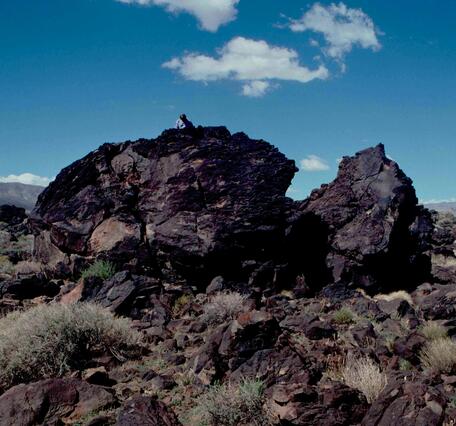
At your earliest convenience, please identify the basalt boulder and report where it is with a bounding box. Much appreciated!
[288,144,433,294]
[0,378,116,426]
[0,205,27,226]
[30,127,297,288]
[31,129,433,295]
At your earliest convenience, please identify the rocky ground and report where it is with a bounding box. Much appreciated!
[1,127,456,425]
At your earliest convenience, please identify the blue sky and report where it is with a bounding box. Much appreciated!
[0,0,455,202]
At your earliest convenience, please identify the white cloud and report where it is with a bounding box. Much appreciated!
[288,2,381,61]
[163,37,329,97]
[0,173,53,187]
[116,0,239,32]
[300,155,330,172]
[242,81,271,97]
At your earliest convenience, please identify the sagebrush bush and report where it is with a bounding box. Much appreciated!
[332,307,356,325]
[342,356,387,403]
[202,291,247,325]
[81,260,116,281]
[420,321,448,341]
[419,337,456,373]
[0,303,142,390]
[192,378,268,426]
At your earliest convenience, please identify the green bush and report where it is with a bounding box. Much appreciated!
[333,307,356,325]
[81,260,116,281]
[0,303,142,390]
[191,378,268,426]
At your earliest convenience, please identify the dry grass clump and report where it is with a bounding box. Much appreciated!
[0,255,14,275]
[0,303,142,390]
[332,307,356,325]
[191,378,268,426]
[14,260,42,276]
[419,338,456,373]
[374,290,413,306]
[202,291,247,325]
[0,234,33,257]
[420,321,448,341]
[341,356,387,403]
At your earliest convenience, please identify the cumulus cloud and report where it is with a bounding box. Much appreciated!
[242,80,271,97]
[0,173,53,187]
[116,0,239,32]
[163,36,329,97]
[287,2,381,61]
[300,155,330,172]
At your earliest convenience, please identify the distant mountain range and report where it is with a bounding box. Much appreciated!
[0,182,43,211]
[424,201,456,214]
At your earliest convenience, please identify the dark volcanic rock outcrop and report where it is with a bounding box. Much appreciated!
[291,144,433,293]
[31,127,297,287]
[31,130,432,294]
[117,395,181,426]
[0,378,116,425]
[0,205,27,226]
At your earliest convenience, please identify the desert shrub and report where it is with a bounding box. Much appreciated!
[342,356,387,403]
[374,290,414,306]
[192,378,268,426]
[173,294,194,317]
[324,353,345,381]
[0,234,33,257]
[419,338,456,373]
[0,303,142,390]
[81,260,116,281]
[332,307,356,325]
[0,255,14,275]
[14,260,42,276]
[202,291,247,325]
[398,358,413,371]
[420,321,448,341]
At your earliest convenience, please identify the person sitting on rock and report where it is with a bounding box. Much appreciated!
[176,114,194,130]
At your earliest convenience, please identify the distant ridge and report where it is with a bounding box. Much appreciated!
[0,182,43,211]
[425,201,456,214]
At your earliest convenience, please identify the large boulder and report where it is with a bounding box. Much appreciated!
[361,373,447,426]
[30,127,297,287]
[30,129,433,294]
[0,378,116,425]
[116,395,181,426]
[427,211,456,284]
[0,205,27,226]
[289,144,433,293]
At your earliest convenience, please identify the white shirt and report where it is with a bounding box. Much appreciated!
[176,118,186,129]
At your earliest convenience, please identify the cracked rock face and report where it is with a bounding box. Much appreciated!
[294,144,432,293]
[30,127,297,285]
[31,133,432,294]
